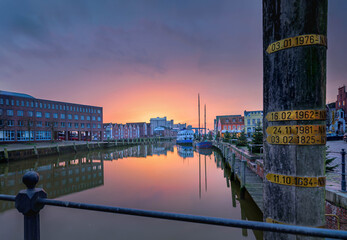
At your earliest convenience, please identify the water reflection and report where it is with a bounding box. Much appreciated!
[0,142,262,240]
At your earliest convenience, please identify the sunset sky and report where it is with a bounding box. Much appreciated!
[1,1,346,129]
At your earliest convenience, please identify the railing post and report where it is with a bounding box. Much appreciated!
[341,149,346,192]
[15,171,47,240]
[240,159,247,199]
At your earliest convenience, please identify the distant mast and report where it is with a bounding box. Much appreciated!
[204,104,206,137]
[198,94,200,139]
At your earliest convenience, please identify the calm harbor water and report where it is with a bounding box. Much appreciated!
[0,142,262,240]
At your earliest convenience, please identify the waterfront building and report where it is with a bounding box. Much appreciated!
[103,122,151,140]
[244,110,263,137]
[215,115,244,137]
[0,90,103,143]
[336,86,346,133]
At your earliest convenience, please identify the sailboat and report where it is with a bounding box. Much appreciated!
[196,94,213,149]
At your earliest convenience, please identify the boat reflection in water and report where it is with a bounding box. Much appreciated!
[177,145,194,159]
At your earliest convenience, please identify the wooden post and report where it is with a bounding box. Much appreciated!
[263,0,327,237]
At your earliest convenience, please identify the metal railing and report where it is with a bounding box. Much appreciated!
[0,171,347,240]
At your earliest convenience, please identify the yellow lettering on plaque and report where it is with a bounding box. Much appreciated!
[266,173,326,187]
[266,125,325,135]
[266,110,326,121]
[266,134,326,145]
[266,34,327,54]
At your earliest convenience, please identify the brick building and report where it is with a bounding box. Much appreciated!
[215,115,244,137]
[0,90,103,142]
[103,122,152,140]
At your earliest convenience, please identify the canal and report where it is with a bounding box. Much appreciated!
[0,142,262,240]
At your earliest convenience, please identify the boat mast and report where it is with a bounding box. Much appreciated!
[204,104,206,137]
[198,93,200,139]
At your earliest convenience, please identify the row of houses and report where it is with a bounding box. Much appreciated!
[214,111,263,137]
[214,86,347,137]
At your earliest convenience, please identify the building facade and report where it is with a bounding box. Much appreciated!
[336,86,347,133]
[103,122,151,140]
[215,115,244,137]
[0,90,103,142]
[244,110,263,136]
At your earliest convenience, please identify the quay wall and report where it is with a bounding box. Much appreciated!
[0,137,175,162]
[213,141,347,230]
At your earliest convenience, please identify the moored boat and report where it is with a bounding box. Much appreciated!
[176,129,194,145]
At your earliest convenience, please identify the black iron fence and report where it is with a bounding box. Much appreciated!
[0,171,347,240]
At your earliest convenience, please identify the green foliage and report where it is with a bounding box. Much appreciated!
[224,131,231,140]
[325,145,338,172]
[237,131,248,147]
[215,131,220,140]
[231,132,237,139]
[208,132,213,140]
[249,123,263,153]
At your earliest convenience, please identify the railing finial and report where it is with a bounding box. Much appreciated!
[23,171,40,189]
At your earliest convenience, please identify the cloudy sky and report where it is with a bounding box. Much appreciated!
[1,0,346,128]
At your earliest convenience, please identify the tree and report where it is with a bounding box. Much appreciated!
[236,131,248,147]
[231,132,237,139]
[215,131,220,140]
[249,123,263,153]
[223,131,231,142]
[208,131,213,140]
[325,145,338,172]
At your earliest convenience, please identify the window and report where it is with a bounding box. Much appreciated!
[21,100,24,106]
[7,120,14,126]
[74,115,78,120]
[45,112,50,118]
[53,113,58,119]
[252,119,255,124]
[16,100,20,106]
[17,131,34,141]
[7,110,14,116]
[36,121,42,127]
[36,131,51,140]
[0,98,3,104]
[18,120,24,126]
[28,111,33,117]
[92,116,96,121]
[36,112,42,118]
[247,119,250,125]
[87,116,91,121]
[81,115,85,120]
[48,104,51,109]
[52,104,55,110]
[0,109,2,116]
[11,100,14,105]
[68,114,72,120]
[93,124,96,128]
[0,130,15,141]
[26,101,29,107]
[31,102,34,107]
[97,117,101,122]
[87,123,91,128]
[68,123,72,128]
[61,122,65,127]
[61,114,65,119]
[98,109,101,114]
[44,103,46,109]
[39,103,42,108]
[98,124,101,129]
[45,122,50,127]
[63,105,66,110]
[81,123,85,128]
[74,123,79,128]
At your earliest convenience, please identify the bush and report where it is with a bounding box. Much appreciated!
[249,123,263,153]
[236,131,248,147]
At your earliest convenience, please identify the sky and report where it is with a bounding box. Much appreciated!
[1,0,346,129]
